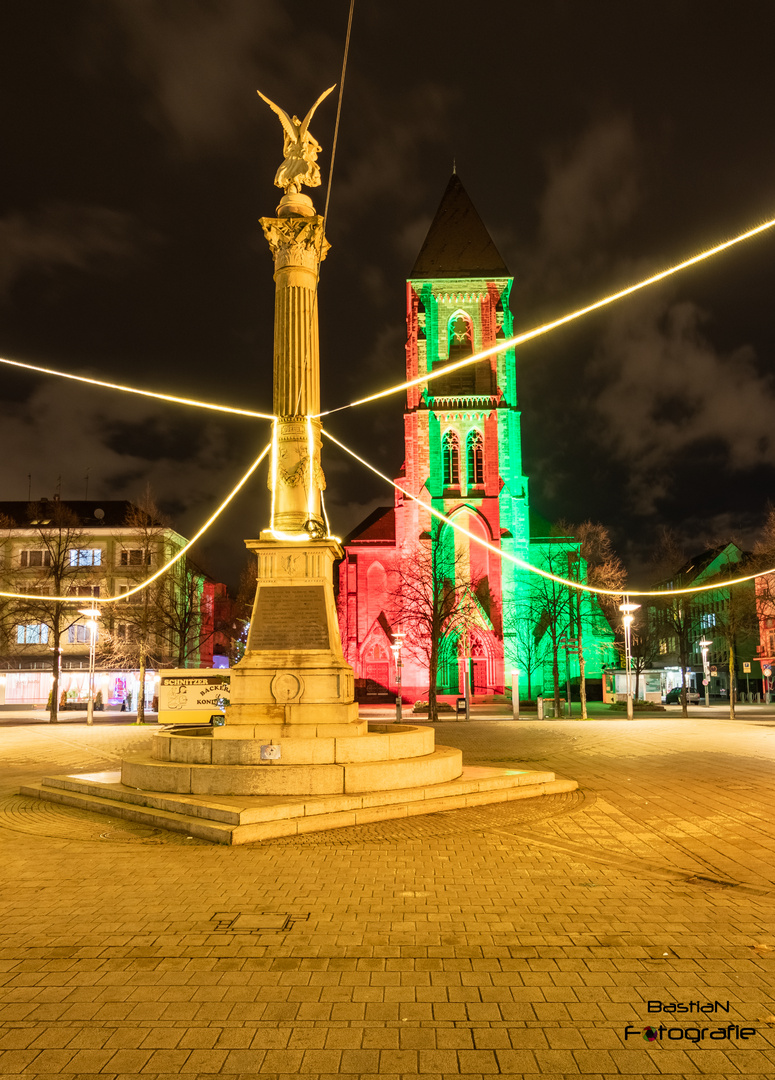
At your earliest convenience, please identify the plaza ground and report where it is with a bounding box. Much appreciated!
[1,706,774,1078]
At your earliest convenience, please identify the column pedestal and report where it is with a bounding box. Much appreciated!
[222,540,362,740]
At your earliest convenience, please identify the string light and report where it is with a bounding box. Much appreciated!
[269,418,279,532]
[0,443,272,604]
[317,214,775,416]
[321,427,775,599]
[0,355,274,420]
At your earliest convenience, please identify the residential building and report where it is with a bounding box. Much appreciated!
[0,496,228,708]
[648,542,758,699]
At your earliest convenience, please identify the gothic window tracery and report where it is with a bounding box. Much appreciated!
[467,430,484,486]
[442,430,460,487]
[448,312,473,360]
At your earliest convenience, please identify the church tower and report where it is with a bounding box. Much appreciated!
[339,175,535,699]
[338,173,615,703]
[400,174,530,692]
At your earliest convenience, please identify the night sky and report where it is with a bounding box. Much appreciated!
[1,0,774,590]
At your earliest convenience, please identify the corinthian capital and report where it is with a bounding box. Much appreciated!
[260,216,330,271]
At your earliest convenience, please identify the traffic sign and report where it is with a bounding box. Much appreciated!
[764,667,772,677]
[743,662,751,673]
[702,678,710,686]
[710,665,717,676]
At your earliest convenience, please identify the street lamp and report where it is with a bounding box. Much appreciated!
[389,631,405,723]
[78,607,101,726]
[698,638,712,708]
[619,599,640,721]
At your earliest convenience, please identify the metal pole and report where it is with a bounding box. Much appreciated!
[565,644,572,718]
[464,657,471,721]
[395,653,402,723]
[86,622,96,726]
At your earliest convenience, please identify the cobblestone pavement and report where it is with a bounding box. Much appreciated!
[1,711,775,1078]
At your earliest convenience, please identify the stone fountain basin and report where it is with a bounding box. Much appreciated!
[121,723,463,797]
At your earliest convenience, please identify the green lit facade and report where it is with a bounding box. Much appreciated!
[338,175,616,700]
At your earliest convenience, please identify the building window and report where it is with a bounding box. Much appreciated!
[467,430,484,486]
[120,549,151,566]
[20,550,51,568]
[69,548,101,567]
[68,585,101,598]
[700,612,716,629]
[16,623,49,644]
[68,624,91,644]
[448,313,473,359]
[442,430,460,487]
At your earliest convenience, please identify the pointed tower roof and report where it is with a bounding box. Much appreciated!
[411,173,509,279]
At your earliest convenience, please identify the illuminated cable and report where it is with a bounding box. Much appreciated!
[317,214,775,417]
[306,416,316,519]
[322,0,355,234]
[321,427,775,599]
[320,487,333,539]
[0,355,274,420]
[269,418,279,532]
[0,443,272,604]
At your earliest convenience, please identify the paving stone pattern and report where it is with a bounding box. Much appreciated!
[1,712,775,1077]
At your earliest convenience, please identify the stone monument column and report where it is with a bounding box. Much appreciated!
[220,88,362,741]
[260,207,327,539]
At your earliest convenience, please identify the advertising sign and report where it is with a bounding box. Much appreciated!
[158,669,230,726]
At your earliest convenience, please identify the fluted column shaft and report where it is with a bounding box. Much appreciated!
[260,213,329,536]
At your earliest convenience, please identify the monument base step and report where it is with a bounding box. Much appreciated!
[20,766,577,845]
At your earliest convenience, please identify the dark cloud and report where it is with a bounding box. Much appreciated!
[587,292,775,512]
[0,203,140,298]
[1,0,774,583]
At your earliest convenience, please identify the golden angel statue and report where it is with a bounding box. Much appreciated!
[257,85,336,194]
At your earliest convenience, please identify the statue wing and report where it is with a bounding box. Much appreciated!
[299,85,336,140]
[257,89,298,144]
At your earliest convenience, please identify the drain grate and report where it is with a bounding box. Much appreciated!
[211,911,309,933]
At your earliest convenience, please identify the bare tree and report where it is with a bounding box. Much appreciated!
[107,496,167,722]
[650,528,698,718]
[561,521,625,718]
[502,592,542,701]
[154,560,206,667]
[529,543,573,717]
[10,501,94,723]
[702,555,758,719]
[628,612,662,701]
[232,555,257,664]
[390,523,482,722]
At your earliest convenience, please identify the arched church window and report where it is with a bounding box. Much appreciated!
[448,313,473,360]
[442,430,460,487]
[467,430,484,486]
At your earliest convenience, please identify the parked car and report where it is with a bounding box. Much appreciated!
[664,687,701,704]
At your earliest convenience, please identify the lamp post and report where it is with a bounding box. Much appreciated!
[619,600,640,721]
[390,632,405,723]
[699,637,712,707]
[78,607,101,726]
[511,669,520,720]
